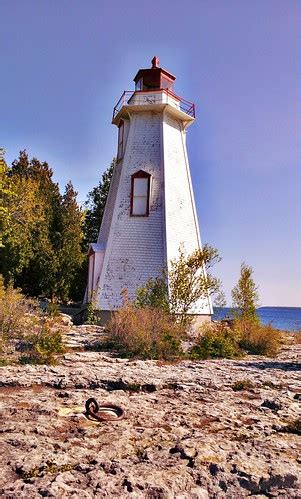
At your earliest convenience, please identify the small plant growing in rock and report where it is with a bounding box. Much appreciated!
[189,323,240,360]
[232,379,255,391]
[20,327,65,365]
[85,291,100,325]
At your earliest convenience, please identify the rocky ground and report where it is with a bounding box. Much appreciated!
[0,326,300,498]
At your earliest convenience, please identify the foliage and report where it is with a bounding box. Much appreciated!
[0,276,37,342]
[85,291,100,325]
[212,290,227,320]
[232,379,255,391]
[106,300,185,360]
[19,328,64,365]
[294,332,301,344]
[83,158,116,245]
[189,323,240,360]
[56,181,85,301]
[234,318,282,357]
[168,245,221,325]
[0,276,65,364]
[232,263,259,322]
[1,151,86,301]
[135,276,169,312]
[47,302,60,317]
[135,245,221,327]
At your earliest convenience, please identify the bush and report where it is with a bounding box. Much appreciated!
[106,302,185,360]
[0,276,65,364]
[135,276,169,312]
[189,323,240,360]
[234,318,282,357]
[294,332,301,344]
[232,379,255,391]
[0,277,37,342]
[20,327,65,365]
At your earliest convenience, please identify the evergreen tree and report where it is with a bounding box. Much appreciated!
[83,158,115,246]
[56,181,85,301]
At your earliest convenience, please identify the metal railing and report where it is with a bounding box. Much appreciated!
[112,89,195,120]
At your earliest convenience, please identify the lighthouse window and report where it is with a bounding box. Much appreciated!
[135,78,143,91]
[117,120,124,159]
[130,171,151,216]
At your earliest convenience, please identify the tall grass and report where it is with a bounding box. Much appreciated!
[0,277,65,364]
[106,302,185,360]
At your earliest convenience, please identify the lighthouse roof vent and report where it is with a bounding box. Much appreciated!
[133,56,176,92]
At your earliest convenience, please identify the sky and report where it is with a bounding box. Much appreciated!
[1,0,300,306]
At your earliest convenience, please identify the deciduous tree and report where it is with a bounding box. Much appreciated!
[231,262,259,322]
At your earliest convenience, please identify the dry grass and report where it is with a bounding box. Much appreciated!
[294,332,301,344]
[0,277,65,364]
[234,318,282,357]
[106,302,185,360]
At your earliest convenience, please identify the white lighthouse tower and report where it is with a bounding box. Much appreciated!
[87,57,212,322]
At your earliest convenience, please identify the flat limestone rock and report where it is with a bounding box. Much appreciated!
[0,341,300,497]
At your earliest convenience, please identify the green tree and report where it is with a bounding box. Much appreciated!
[135,244,222,326]
[2,151,62,297]
[83,158,116,246]
[168,245,221,325]
[231,262,259,322]
[1,151,86,302]
[0,148,13,248]
[56,181,85,301]
[135,276,169,312]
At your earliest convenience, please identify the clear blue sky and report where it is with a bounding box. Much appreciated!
[1,0,300,306]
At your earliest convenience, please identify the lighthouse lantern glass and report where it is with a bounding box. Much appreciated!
[135,78,143,91]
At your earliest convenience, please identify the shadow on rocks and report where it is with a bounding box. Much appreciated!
[235,361,301,372]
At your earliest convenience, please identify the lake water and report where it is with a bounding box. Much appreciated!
[213,307,301,332]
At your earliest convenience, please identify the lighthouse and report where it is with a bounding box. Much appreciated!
[87,57,212,323]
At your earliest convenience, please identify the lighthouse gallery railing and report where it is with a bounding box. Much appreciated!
[113,89,195,120]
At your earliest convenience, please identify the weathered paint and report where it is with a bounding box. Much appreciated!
[88,74,212,317]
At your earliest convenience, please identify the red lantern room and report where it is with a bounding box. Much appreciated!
[112,57,195,125]
[133,56,176,92]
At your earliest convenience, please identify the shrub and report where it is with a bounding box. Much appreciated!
[47,302,60,317]
[134,245,222,328]
[20,327,65,365]
[0,276,65,364]
[106,302,185,360]
[232,379,255,391]
[135,276,169,312]
[234,318,282,357]
[85,296,100,325]
[189,323,240,360]
[0,277,38,342]
[294,332,301,344]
